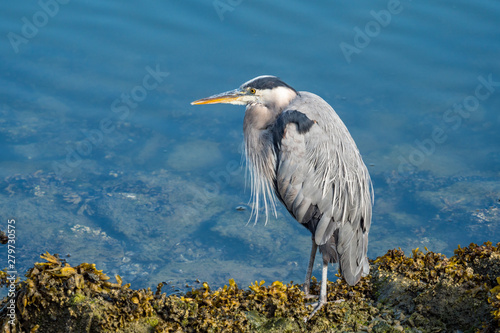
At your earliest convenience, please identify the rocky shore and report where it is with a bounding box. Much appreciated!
[1,242,499,332]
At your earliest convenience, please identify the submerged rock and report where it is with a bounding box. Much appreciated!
[166,140,223,172]
[1,243,499,332]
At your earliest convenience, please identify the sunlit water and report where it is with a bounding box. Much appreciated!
[0,0,499,294]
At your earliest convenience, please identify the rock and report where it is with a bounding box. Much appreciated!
[1,242,499,332]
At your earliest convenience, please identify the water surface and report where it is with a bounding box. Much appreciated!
[0,0,499,292]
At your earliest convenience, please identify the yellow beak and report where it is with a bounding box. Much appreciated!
[191,89,246,105]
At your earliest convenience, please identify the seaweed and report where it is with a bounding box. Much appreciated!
[1,243,499,332]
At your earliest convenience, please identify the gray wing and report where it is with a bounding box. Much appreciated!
[272,91,373,285]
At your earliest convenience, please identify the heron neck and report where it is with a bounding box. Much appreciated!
[243,117,278,223]
[243,104,276,131]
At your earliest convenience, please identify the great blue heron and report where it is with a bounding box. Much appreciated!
[191,75,373,318]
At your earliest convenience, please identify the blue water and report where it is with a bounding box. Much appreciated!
[0,0,499,292]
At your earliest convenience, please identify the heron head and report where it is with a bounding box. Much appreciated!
[191,75,297,111]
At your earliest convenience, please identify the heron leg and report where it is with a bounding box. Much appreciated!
[303,237,317,297]
[306,260,328,321]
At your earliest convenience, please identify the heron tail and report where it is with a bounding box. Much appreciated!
[335,221,369,286]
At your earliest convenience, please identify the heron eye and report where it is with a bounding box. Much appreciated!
[250,88,256,94]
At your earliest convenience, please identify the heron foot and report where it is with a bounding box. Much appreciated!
[304,298,345,322]
[303,293,318,300]
[304,300,327,322]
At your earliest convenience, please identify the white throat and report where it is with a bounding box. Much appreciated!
[260,86,297,111]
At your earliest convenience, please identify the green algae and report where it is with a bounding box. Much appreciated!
[1,243,499,332]
[69,292,86,306]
